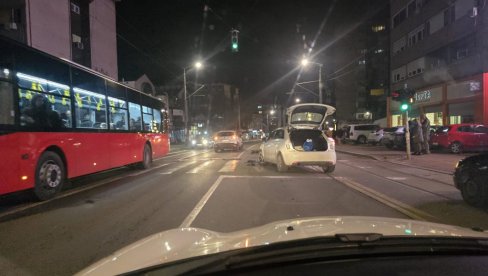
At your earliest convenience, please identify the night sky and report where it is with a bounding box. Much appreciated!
[116,0,386,110]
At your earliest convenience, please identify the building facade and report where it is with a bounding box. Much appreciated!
[325,4,390,123]
[388,0,488,126]
[0,0,117,79]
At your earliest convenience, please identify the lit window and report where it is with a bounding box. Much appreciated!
[372,25,385,32]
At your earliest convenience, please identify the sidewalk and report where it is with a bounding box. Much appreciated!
[336,143,472,174]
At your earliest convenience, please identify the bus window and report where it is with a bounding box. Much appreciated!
[0,80,14,125]
[74,87,107,129]
[142,106,153,132]
[17,73,71,129]
[153,108,162,133]
[129,102,142,131]
[108,97,128,130]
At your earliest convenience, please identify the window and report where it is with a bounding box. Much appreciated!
[457,126,474,132]
[153,108,162,133]
[17,73,71,129]
[129,102,142,131]
[372,25,385,32]
[275,129,284,139]
[0,81,14,125]
[408,25,424,47]
[393,8,407,28]
[74,88,107,129]
[108,97,128,130]
[474,126,488,134]
[142,105,153,132]
[393,37,406,54]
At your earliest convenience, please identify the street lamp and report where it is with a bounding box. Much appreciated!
[183,61,203,143]
[295,98,301,103]
[300,58,323,104]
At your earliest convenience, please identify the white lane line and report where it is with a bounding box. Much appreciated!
[180,175,226,228]
[128,163,171,176]
[386,176,408,181]
[331,176,435,221]
[159,160,197,174]
[218,160,238,172]
[180,175,331,228]
[186,160,215,174]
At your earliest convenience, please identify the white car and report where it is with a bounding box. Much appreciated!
[259,104,336,173]
[367,128,384,145]
[213,130,243,152]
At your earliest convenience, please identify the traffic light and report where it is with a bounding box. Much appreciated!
[401,103,409,111]
[231,29,239,52]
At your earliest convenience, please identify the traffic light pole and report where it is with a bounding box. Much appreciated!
[405,110,411,160]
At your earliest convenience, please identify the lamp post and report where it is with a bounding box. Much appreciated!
[301,58,323,104]
[183,61,203,143]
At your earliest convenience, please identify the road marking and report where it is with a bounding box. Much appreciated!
[386,176,407,181]
[237,143,259,159]
[331,176,435,221]
[159,160,197,174]
[128,163,172,176]
[180,175,226,228]
[180,175,331,228]
[219,160,238,172]
[358,166,373,169]
[186,160,215,174]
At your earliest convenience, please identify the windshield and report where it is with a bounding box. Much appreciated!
[3,1,488,275]
[217,131,235,137]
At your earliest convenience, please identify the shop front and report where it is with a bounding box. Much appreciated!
[388,73,488,127]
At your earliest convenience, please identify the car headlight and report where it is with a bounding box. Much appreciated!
[202,139,208,145]
[191,140,196,145]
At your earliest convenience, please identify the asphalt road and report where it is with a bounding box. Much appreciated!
[1,141,487,275]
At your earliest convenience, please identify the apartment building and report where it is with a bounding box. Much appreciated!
[388,0,488,126]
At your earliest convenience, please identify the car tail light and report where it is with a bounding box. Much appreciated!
[328,138,335,150]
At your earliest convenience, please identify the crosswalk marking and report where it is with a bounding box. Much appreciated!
[186,160,215,174]
[219,160,239,172]
[159,160,197,174]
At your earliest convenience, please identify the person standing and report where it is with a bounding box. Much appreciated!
[420,114,431,154]
[411,118,424,155]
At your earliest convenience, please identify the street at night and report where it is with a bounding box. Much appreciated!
[2,142,488,275]
[2,0,488,275]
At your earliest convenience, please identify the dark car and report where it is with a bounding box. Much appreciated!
[453,153,488,207]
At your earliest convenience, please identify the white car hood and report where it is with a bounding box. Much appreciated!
[77,216,488,275]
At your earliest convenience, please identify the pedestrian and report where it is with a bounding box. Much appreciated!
[420,114,431,154]
[411,118,424,155]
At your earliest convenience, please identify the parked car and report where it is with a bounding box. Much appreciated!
[381,126,405,149]
[430,124,488,153]
[367,127,384,145]
[453,153,488,207]
[259,103,336,173]
[343,124,379,144]
[213,130,243,152]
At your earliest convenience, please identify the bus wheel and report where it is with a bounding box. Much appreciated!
[139,144,152,169]
[34,151,65,201]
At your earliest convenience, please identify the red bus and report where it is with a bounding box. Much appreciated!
[0,37,170,200]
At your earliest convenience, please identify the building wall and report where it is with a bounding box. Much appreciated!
[89,0,117,79]
[388,0,488,125]
[27,0,71,60]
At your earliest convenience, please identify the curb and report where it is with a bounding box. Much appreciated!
[336,149,453,175]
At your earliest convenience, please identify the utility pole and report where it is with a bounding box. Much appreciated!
[183,68,189,143]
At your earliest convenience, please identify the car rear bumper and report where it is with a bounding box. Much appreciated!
[214,143,239,150]
[282,150,336,167]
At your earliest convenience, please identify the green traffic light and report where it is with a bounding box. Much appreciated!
[232,43,238,49]
[401,103,409,111]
